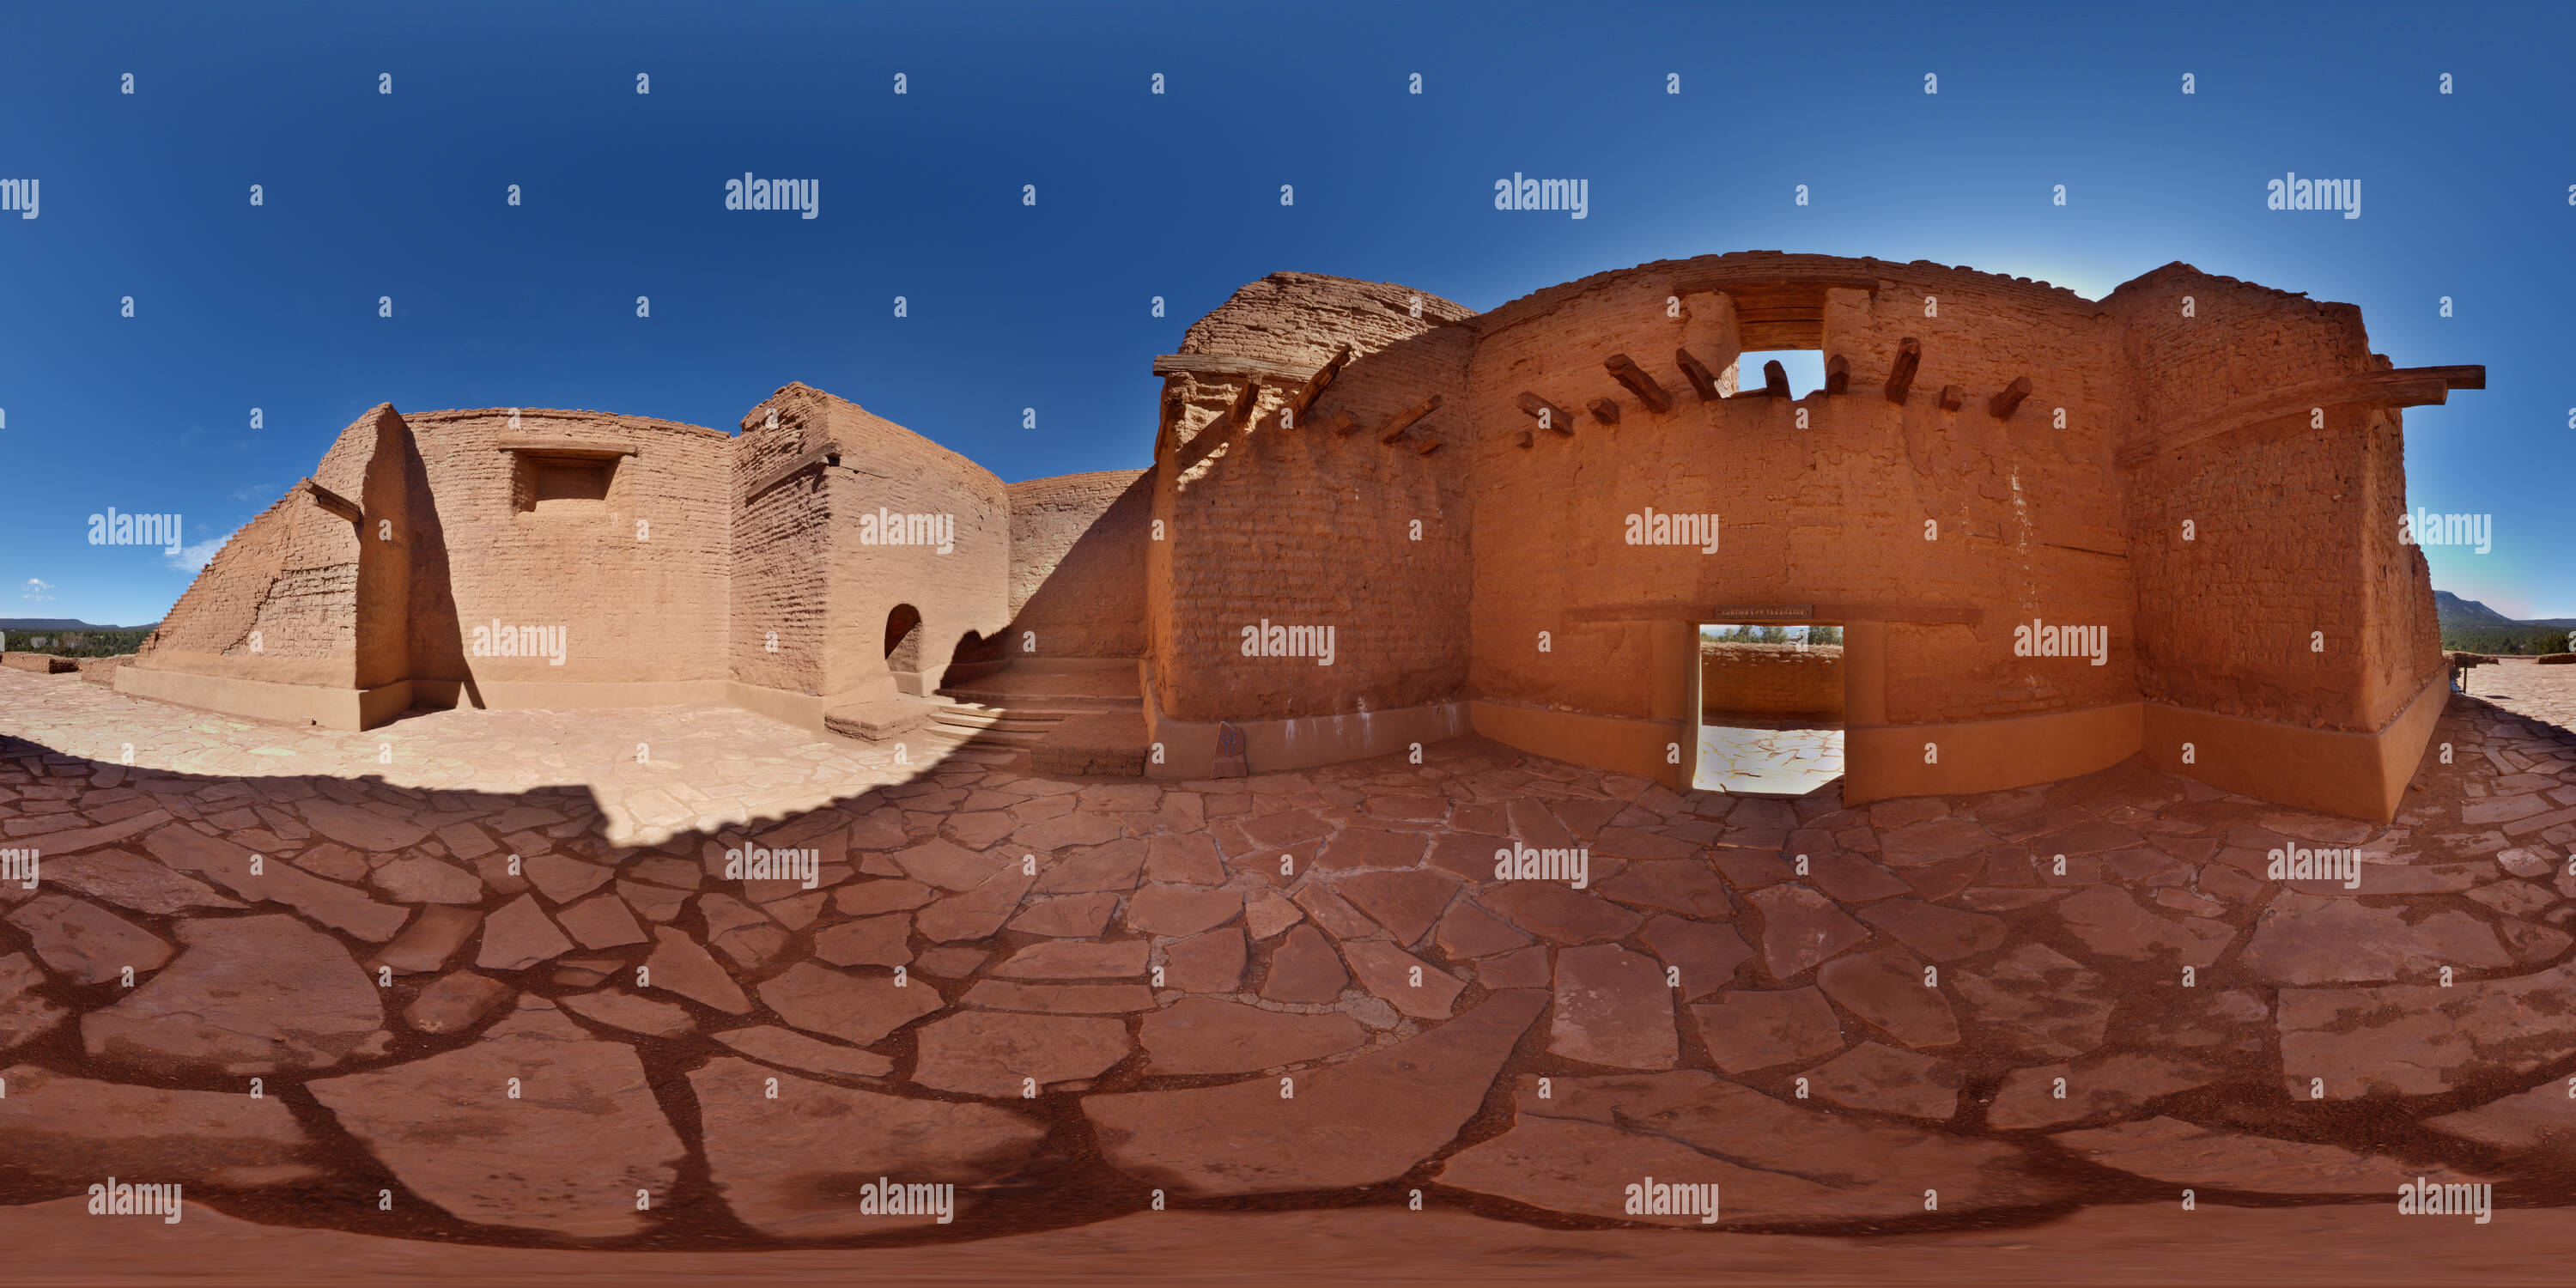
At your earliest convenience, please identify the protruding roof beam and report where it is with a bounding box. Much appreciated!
[1587,398,1621,426]
[1938,384,1964,410]
[1516,392,1577,435]
[1990,375,2032,420]
[1885,337,1921,404]
[1285,343,1355,424]
[1377,393,1443,444]
[1603,354,1673,413]
[1674,348,1722,402]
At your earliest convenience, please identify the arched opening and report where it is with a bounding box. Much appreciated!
[884,604,924,673]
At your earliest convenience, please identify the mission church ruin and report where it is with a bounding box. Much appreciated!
[122,252,2481,821]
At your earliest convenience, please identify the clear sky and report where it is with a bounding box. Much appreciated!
[2,1,2567,626]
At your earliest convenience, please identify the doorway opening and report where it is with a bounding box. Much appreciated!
[1694,622,1845,795]
[884,604,924,673]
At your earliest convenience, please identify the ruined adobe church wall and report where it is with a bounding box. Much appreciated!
[731,392,830,697]
[1147,273,1477,724]
[1006,470,1150,659]
[400,410,733,689]
[1465,257,2139,732]
[2106,269,2441,732]
[131,406,391,688]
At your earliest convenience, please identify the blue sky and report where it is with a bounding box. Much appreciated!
[2,2,2568,626]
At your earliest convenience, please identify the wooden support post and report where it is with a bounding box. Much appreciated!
[1762,360,1790,399]
[1824,354,1850,395]
[1603,354,1673,413]
[1587,398,1621,426]
[1885,337,1921,404]
[1376,393,1443,444]
[1990,375,2032,420]
[1938,384,1964,410]
[1516,392,1577,435]
[1285,343,1354,423]
[1674,348,1722,402]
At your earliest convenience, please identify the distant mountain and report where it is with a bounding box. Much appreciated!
[0,618,159,632]
[2433,592,2576,631]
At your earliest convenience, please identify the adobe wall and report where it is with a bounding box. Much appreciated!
[775,386,1011,702]
[1701,642,1844,720]
[730,391,830,700]
[1146,273,1477,727]
[1006,470,1151,659]
[2106,268,2443,733]
[1464,257,2139,738]
[400,409,734,690]
[128,405,391,690]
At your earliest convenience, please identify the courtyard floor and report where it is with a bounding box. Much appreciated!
[1693,722,1845,795]
[5,664,2576,1272]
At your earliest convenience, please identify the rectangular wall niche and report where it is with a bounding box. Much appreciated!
[498,439,635,516]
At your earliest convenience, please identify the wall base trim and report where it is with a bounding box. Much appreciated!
[2142,671,2447,822]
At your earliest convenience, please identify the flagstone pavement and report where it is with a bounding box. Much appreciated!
[5,663,2576,1248]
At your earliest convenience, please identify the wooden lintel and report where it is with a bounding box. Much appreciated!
[1377,393,1443,444]
[1151,352,1314,383]
[495,438,636,459]
[1516,391,1577,435]
[1824,354,1850,395]
[1990,375,2033,420]
[2114,368,2466,468]
[1938,384,1965,411]
[1674,348,1722,402]
[1286,343,1355,421]
[1569,599,1981,626]
[1587,397,1621,426]
[1762,360,1791,399]
[1885,337,1922,404]
[1603,354,1673,413]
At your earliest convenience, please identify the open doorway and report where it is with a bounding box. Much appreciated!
[1693,622,1845,794]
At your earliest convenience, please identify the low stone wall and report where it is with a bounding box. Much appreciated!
[76,655,133,686]
[1,652,77,674]
[1700,642,1844,720]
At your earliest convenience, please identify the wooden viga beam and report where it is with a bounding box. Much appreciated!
[1885,337,1922,404]
[1674,347,1722,402]
[1824,354,1850,396]
[1938,384,1964,410]
[1230,375,1264,425]
[1285,343,1355,425]
[1990,375,2032,420]
[1377,393,1444,444]
[1517,391,1577,435]
[1587,397,1621,426]
[1603,354,1673,413]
